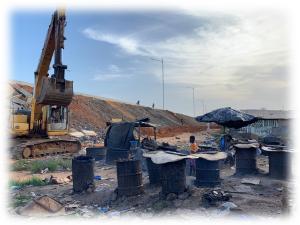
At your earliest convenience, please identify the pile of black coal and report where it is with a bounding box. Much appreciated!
[201,190,232,207]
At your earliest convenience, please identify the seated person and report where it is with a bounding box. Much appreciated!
[189,135,199,154]
[189,135,198,176]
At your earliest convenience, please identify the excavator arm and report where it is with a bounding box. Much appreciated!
[30,9,73,134]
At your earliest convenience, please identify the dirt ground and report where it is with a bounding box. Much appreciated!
[8,131,293,219]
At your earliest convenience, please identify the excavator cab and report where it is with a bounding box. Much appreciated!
[47,105,68,135]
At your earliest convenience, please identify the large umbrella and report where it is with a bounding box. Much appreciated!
[195,107,259,129]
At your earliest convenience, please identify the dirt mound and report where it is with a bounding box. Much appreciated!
[10,81,207,137]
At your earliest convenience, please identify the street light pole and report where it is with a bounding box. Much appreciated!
[161,58,165,110]
[192,87,195,117]
[150,57,165,110]
[185,86,196,117]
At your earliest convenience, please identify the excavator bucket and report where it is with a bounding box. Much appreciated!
[36,77,73,106]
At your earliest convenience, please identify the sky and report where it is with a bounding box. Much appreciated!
[11,9,290,116]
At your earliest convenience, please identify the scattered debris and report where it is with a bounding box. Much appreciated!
[220,202,238,210]
[276,187,284,192]
[110,192,118,201]
[85,183,96,193]
[49,175,71,185]
[178,192,190,200]
[94,175,102,180]
[40,168,49,174]
[103,167,114,170]
[98,206,109,213]
[65,203,80,211]
[81,130,97,136]
[17,195,65,217]
[233,185,253,193]
[241,178,260,185]
[173,199,183,208]
[11,186,21,191]
[202,190,232,207]
[166,193,177,201]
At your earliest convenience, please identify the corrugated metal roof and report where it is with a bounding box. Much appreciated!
[241,109,293,120]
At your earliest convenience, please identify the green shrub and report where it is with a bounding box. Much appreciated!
[11,195,32,208]
[12,158,72,173]
[57,159,72,170]
[11,160,31,171]
[30,160,57,173]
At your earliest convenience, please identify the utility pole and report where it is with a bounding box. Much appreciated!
[150,57,165,110]
[162,58,165,110]
[192,87,195,117]
[185,86,196,117]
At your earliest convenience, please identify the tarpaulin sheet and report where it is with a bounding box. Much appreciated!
[143,151,227,164]
[195,107,258,129]
[104,122,136,150]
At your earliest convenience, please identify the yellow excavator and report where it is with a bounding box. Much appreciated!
[10,9,81,159]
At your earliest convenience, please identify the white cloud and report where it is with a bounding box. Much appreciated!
[93,74,122,81]
[108,64,120,73]
[92,64,133,81]
[83,28,151,55]
[83,12,289,110]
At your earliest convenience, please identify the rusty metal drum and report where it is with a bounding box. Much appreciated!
[116,159,144,196]
[160,159,186,195]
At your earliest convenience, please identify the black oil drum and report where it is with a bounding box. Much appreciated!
[161,159,186,195]
[146,158,161,185]
[195,158,220,187]
[116,159,144,196]
[86,147,107,161]
[72,156,95,193]
[235,147,257,174]
[268,151,290,179]
[106,148,131,164]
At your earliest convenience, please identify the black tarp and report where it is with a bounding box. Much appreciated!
[195,107,258,129]
[104,122,136,150]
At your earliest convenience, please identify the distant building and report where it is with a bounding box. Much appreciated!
[237,109,293,138]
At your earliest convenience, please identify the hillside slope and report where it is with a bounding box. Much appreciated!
[10,81,206,136]
[69,94,200,130]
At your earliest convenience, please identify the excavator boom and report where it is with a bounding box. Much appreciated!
[35,9,73,106]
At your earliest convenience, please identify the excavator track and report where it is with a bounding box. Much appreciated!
[11,138,81,159]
